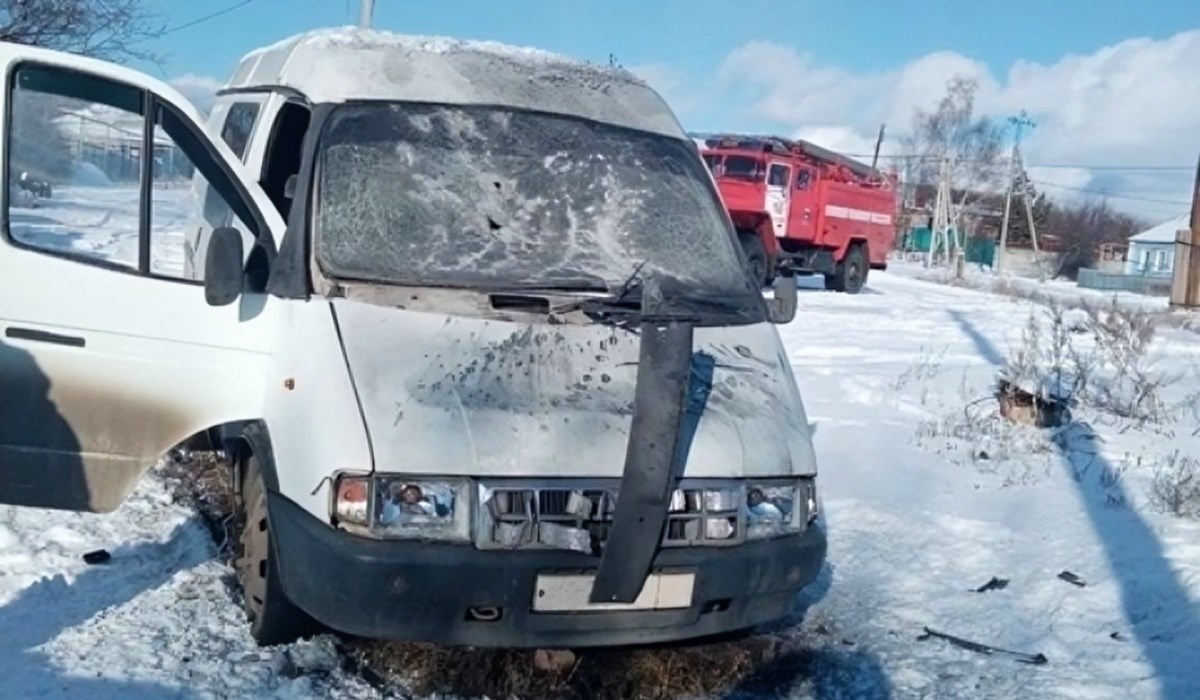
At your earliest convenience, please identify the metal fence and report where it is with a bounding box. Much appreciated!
[1076,268,1173,296]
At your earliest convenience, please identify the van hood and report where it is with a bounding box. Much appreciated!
[333,300,816,479]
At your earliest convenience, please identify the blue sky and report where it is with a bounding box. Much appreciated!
[139,0,1196,89]
[136,0,1200,220]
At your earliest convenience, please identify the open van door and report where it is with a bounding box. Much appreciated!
[0,42,284,512]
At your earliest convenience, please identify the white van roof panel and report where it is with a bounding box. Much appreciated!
[224,27,686,138]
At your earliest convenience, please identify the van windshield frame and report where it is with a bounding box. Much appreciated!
[309,101,760,305]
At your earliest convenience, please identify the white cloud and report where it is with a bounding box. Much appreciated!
[168,74,224,116]
[629,63,700,116]
[713,31,1200,220]
[791,125,878,158]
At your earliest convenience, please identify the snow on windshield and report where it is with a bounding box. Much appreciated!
[315,103,749,293]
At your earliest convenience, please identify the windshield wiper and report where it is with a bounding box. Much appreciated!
[487,262,755,327]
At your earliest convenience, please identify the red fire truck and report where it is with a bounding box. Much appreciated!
[697,134,897,293]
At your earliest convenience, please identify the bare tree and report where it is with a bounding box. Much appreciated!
[904,76,1007,211]
[0,0,165,63]
[1044,198,1144,279]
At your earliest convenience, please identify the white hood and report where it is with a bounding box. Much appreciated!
[333,300,816,479]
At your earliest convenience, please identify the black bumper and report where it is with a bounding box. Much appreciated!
[778,247,836,275]
[268,492,827,648]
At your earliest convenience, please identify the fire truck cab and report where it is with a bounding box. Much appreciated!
[697,134,897,294]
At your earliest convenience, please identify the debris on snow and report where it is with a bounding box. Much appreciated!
[1057,571,1087,587]
[82,549,111,565]
[973,576,1010,593]
[996,373,1073,428]
[280,636,342,679]
[918,626,1049,665]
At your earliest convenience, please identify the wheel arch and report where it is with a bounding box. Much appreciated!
[220,420,281,494]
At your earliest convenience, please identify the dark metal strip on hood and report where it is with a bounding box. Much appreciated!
[587,322,715,604]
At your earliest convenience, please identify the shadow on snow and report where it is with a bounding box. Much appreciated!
[948,312,1199,697]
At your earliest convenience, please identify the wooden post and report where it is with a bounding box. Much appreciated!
[1170,154,1200,308]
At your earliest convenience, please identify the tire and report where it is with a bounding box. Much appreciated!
[738,230,773,287]
[236,454,316,646]
[767,273,798,324]
[830,243,868,294]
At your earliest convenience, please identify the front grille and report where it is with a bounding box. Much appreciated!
[477,481,746,552]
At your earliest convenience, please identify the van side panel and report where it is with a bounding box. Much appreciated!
[261,300,373,520]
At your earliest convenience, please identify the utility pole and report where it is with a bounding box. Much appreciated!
[1016,150,1046,281]
[1170,153,1200,308]
[871,123,886,172]
[997,110,1035,274]
[359,0,374,28]
[927,157,952,269]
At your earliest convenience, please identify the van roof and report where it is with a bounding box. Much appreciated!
[223,26,685,138]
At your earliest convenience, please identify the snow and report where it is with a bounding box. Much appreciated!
[226,26,684,138]
[8,184,198,277]
[68,163,115,189]
[888,257,1174,313]
[0,475,378,698]
[1130,215,1190,244]
[779,272,1200,698]
[3,185,1200,697]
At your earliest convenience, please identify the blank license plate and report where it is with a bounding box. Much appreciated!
[532,572,695,612]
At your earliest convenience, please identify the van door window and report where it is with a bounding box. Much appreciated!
[218,101,261,160]
[6,64,145,271]
[5,64,264,283]
[151,103,259,279]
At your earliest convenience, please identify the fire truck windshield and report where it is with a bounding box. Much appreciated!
[704,154,764,182]
[314,102,755,298]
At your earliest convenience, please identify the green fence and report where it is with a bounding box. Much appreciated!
[965,237,996,268]
[903,227,995,267]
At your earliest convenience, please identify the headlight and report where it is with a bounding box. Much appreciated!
[746,478,817,539]
[800,478,818,523]
[331,473,471,541]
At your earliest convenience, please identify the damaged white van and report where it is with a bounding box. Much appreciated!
[0,29,824,648]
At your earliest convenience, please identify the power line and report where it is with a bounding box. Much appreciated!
[161,0,257,36]
[1028,179,1191,206]
[1026,164,1193,172]
[842,153,1193,170]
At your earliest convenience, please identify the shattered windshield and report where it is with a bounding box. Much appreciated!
[314,103,753,295]
[720,155,764,181]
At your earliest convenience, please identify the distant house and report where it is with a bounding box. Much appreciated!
[1125,214,1189,277]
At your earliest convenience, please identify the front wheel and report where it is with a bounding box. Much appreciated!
[236,454,317,646]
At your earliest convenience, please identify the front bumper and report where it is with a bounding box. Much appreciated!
[268,491,827,648]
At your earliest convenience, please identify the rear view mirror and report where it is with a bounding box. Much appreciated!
[766,274,797,324]
[204,227,245,306]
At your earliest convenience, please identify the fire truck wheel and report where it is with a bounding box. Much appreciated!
[831,243,868,294]
[738,231,772,287]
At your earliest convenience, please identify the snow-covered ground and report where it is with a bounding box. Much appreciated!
[3,191,1200,697]
[781,273,1200,698]
[886,257,1175,313]
[9,182,197,277]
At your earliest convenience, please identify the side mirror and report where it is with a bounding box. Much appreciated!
[204,226,245,306]
[283,174,297,200]
[766,273,797,324]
